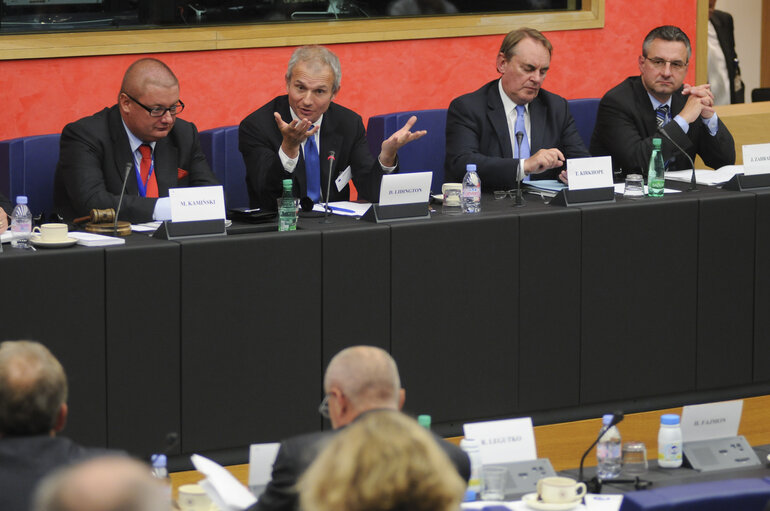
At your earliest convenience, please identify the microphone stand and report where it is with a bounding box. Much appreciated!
[321,151,336,224]
[514,131,525,207]
[657,126,697,192]
[114,161,133,236]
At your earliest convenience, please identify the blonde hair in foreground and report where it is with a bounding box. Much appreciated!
[298,410,465,511]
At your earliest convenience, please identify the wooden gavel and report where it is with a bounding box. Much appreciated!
[74,209,132,237]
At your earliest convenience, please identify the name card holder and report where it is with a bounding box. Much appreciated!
[489,458,556,500]
[722,173,770,191]
[549,187,615,207]
[682,435,761,472]
[361,203,430,223]
[152,219,227,240]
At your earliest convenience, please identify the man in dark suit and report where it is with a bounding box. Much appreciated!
[591,25,735,178]
[252,346,470,511]
[54,58,219,223]
[0,341,113,511]
[445,27,590,191]
[709,0,744,105]
[239,45,425,210]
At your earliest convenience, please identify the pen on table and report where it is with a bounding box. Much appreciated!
[328,205,356,214]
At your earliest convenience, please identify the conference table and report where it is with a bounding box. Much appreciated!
[2,181,770,468]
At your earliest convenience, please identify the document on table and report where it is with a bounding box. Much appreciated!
[665,166,743,185]
[613,183,681,194]
[132,221,162,232]
[191,454,257,511]
[524,180,567,197]
[312,201,372,217]
[68,232,125,246]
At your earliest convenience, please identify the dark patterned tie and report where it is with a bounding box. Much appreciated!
[656,104,670,128]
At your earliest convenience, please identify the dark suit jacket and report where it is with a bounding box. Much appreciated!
[252,420,471,511]
[444,79,590,191]
[590,76,736,177]
[54,105,219,223]
[0,435,114,511]
[239,96,391,210]
[711,9,745,104]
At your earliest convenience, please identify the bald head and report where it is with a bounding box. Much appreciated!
[0,340,68,436]
[33,456,168,511]
[120,58,179,99]
[323,346,403,427]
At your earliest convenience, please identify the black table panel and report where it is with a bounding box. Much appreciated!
[320,224,391,365]
[0,247,106,446]
[105,240,181,455]
[580,199,699,403]
[390,214,519,422]
[178,232,323,452]
[696,193,755,389]
[518,207,582,411]
[753,191,770,383]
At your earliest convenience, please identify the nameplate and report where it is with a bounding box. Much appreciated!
[742,143,770,174]
[248,442,280,489]
[379,171,433,206]
[169,185,226,222]
[567,156,613,190]
[463,417,537,464]
[681,399,742,442]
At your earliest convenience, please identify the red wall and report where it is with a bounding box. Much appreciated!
[0,1,696,141]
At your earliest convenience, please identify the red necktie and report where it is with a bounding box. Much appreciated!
[139,144,158,198]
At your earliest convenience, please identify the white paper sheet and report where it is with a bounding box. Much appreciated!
[191,454,257,511]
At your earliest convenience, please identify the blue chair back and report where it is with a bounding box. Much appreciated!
[567,98,600,149]
[199,125,249,210]
[366,109,447,194]
[0,134,61,217]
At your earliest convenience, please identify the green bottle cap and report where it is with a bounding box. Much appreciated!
[417,414,431,428]
[282,179,292,189]
[652,137,662,148]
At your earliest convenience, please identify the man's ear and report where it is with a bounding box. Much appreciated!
[398,388,406,410]
[52,403,68,434]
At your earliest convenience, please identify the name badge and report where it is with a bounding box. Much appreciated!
[379,171,432,206]
[567,156,613,190]
[742,143,770,174]
[463,417,537,464]
[336,165,352,192]
[681,399,742,442]
[169,185,226,222]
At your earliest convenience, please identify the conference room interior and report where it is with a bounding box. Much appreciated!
[2,0,770,500]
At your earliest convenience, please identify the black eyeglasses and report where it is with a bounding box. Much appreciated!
[122,92,185,117]
[643,56,688,72]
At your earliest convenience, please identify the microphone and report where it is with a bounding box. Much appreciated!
[322,151,336,224]
[114,161,133,236]
[656,126,697,192]
[578,411,624,493]
[515,131,525,207]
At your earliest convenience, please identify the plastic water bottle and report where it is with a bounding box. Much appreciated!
[278,179,297,232]
[150,454,172,501]
[461,164,481,213]
[10,196,32,248]
[658,414,683,468]
[460,437,483,498]
[596,414,622,479]
[647,138,665,197]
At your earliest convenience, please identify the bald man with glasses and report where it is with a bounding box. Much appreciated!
[54,58,219,223]
[590,25,735,178]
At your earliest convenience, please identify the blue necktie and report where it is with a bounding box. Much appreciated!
[656,104,670,127]
[304,130,321,202]
[514,105,531,181]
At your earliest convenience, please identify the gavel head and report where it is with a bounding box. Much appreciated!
[90,208,116,223]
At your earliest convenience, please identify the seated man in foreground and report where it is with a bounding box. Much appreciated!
[445,27,590,190]
[54,58,219,223]
[251,346,470,511]
[239,45,425,210]
[590,25,735,177]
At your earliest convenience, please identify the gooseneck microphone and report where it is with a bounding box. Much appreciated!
[578,411,624,493]
[114,161,133,236]
[515,131,525,206]
[656,126,697,192]
[322,151,336,224]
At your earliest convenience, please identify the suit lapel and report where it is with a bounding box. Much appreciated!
[278,96,308,198]
[486,83,513,159]
[109,107,139,196]
[153,138,178,196]
[632,78,659,139]
[528,96,545,153]
[319,105,344,200]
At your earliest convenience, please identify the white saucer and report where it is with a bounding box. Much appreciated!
[521,493,582,511]
[29,236,78,249]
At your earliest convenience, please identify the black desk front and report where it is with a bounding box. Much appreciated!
[1,185,769,466]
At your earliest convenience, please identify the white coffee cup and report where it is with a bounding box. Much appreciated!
[536,476,587,504]
[441,183,462,207]
[177,484,215,511]
[32,223,69,242]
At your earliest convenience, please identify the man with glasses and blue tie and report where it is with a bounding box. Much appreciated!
[239,45,425,211]
[54,58,219,223]
[445,27,590,191]
[590,25,735,178]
